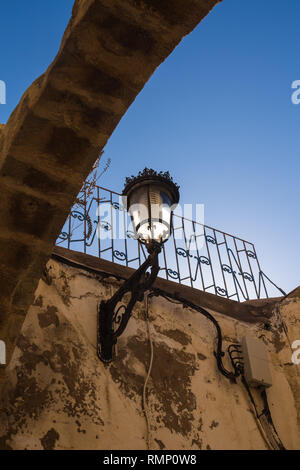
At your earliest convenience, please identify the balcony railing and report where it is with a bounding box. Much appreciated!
[56,185,286,302]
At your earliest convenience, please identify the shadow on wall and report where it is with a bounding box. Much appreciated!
[0,252,299,450]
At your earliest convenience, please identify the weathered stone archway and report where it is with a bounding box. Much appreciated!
[0,0,221,379]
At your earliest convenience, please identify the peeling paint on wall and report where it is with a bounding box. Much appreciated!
[0,257,299,450]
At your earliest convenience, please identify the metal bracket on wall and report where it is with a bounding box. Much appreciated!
[97,243,161,363]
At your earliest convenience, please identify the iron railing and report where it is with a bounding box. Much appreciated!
[56,185,285,302]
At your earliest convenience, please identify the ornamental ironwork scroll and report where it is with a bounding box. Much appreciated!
[57,184,285,302]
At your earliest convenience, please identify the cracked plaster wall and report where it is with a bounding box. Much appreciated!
[0,258,299,450]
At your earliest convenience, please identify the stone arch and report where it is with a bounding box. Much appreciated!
[0,0,220,376]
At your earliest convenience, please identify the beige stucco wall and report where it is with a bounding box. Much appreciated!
[0,256,299,450]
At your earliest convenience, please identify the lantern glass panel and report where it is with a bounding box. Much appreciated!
[128,184,173,244]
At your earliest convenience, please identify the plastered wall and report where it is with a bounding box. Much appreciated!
[0,256,299,450]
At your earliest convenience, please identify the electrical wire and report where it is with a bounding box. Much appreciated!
[142,291,154,450]
[54,250,290,450]
[153,287,287,450]
[240,375,286,450]
[260,388,286,450]
[241,375,275,450]
[226,345,269,447]
[151,288,238,382]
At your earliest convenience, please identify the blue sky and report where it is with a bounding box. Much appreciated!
[0,0,299,294]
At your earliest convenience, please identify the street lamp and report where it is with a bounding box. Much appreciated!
[123,167,180,247]
[97,168,180,363]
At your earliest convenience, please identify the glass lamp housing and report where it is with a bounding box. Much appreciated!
[123,169,180,247]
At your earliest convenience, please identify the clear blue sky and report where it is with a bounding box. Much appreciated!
[0,0,299,294]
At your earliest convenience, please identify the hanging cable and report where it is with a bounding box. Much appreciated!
[142,292,154,450]
[240,374,286,450]
[260,388,286,450]
[241,375,275,450]
[53,253,288,449]
[151,288,238,382]
[53,251,291,451]
[152,287,287,450]
[228,343,244,376]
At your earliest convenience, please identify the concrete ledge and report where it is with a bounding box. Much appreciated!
[53,246,272,324]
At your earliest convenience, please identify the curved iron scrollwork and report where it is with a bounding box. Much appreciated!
[176,248,210,266]
[206,235,216,244]
[222,265,253,282]
[63,210,94,242]
[58,231,70,241]
[112,305,126,326]
[70,210,85,221]
[57,185,286,302]
[216,286,228,297]
[113,250,127,262]
[98,243,161,363]
[198,256,211,265]
[167,268,179,280]
[241,272,254,282]
[58,210,94,243]
[176,247,190,258]
[111,201,125,211]
[222,264,235,274]
[247,250,257,259]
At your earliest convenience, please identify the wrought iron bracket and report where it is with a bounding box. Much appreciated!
[97,243,161,363]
